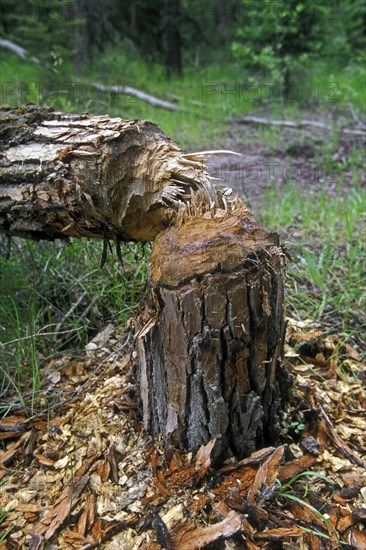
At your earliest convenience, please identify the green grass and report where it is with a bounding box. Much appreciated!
[1,50,365,148]
[260,184,366,347]
[0,508,13,542]
[2,183,364,413]
[0,239,148,413]
[275,470,349,546]
[309,61,366,112]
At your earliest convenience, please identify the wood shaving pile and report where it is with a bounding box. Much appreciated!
[0,319,365,549]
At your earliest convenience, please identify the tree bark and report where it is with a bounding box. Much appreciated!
[135,204,292,462]
[0,106,214,241]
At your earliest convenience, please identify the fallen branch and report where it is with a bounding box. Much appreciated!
[91,82,183,112]
[0,39,184,112]
[235,115,366,137]
[319,405,366,469]
[0,38,40,64]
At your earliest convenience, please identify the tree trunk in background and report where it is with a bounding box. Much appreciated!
[166,0,182,77]
[136,205,292,462]
[0,106,214,241]
[215,0,228,48]
[74,0,90,73]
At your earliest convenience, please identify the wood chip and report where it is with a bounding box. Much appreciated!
[254,527,304,540]
[171,511,244,550]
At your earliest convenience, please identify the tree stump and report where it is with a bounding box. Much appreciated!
[136,203,292,462]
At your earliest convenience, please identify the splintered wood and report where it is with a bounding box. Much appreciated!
[1,105,365,549]
[136,204,292,461]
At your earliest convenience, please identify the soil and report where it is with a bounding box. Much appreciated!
[206,115,365,215]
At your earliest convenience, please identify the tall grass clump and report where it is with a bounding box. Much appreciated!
[0,238,148,413]
[260,184,366,348]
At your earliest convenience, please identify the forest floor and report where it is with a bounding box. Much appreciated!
[206,115,366,212]
[0,110,365,549]
[0,320,365,549]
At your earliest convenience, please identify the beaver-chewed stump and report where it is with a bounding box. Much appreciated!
[0,106,292,463]
[136,203,292,462]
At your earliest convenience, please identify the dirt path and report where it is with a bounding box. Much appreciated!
[206,116,365,214]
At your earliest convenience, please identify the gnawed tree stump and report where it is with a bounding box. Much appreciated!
[136,203,292,461]
[0,106,292,461]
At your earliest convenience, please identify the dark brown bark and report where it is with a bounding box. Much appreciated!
[135,205,292,462]
[0,106,214,241]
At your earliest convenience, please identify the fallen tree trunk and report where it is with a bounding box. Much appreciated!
[136,201,292,461]
[0,38,40,64]
[91,83,183,112]
[235,115,366,137]
[0,106,214,241]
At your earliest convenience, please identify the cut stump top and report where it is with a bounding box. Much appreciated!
[150,206,280,287]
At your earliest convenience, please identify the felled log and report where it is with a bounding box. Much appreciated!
[91,83,183,112]
[136,200,292,461]
[0,105,214,241]
[0,38,40,64]
[235,115,366,137]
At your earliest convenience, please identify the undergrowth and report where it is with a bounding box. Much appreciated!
[0,47,365,413]
[1,182,364,413]
[260,184,366,348]
[0,239,148,413]
[1,50,365,148]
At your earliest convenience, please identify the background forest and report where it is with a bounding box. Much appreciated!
[1,0,365,137]
[0,0,365,412]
